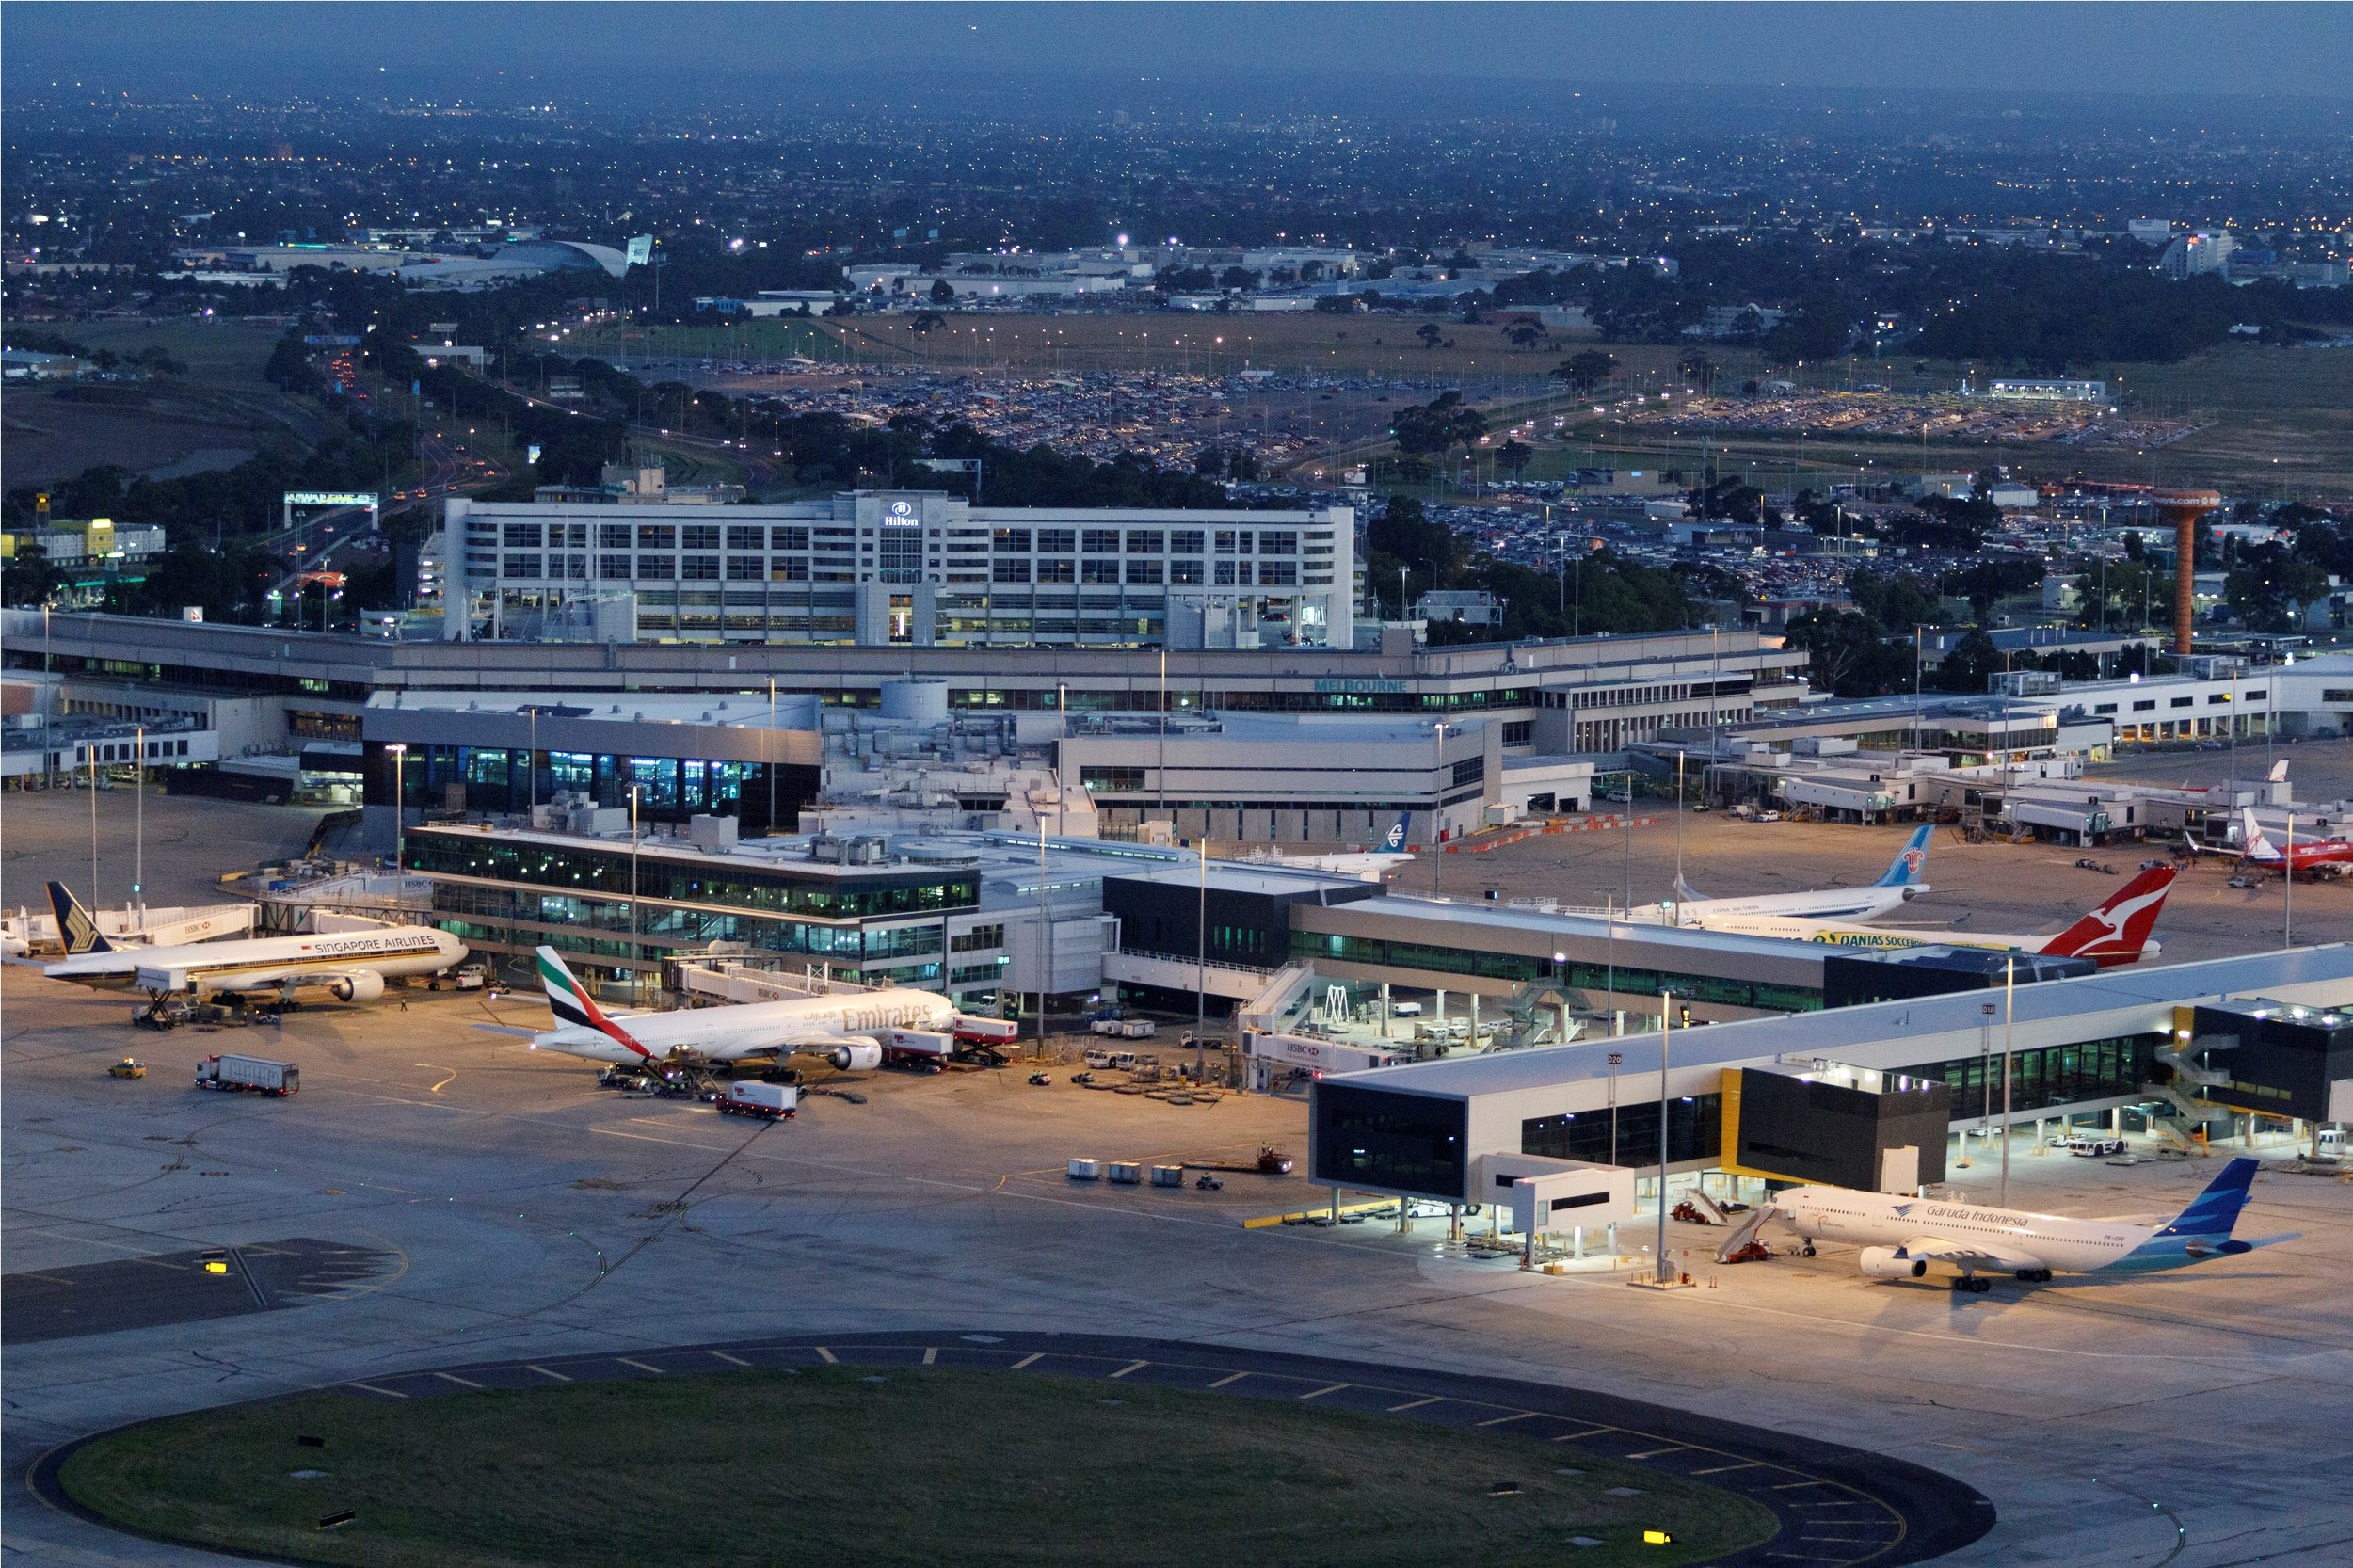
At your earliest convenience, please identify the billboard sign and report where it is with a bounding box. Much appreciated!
[283,492,379,508]
[625,234,654,268]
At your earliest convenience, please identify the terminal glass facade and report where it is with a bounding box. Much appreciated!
[1920,1032,2166,1121]
[383,742,817,834]
[1312,1083,1468,1202]
[1291,931,1820,1014]
[1523,1095,1724,1169]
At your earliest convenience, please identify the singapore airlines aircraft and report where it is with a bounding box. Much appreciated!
[41,882,464,1004]
[509,946,1017,1072]
[1705,865,2178,968]
[1762,1157,2296,1292]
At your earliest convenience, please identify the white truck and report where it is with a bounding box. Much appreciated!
[717,1080,797,1120]
[195,1054,298,1096]
[1090,1016,1157,1039]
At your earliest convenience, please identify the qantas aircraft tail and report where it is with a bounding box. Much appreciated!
[2040,866,2177,965]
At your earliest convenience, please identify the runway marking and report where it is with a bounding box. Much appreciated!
[813,1346,838,1364]
[17,1272,76,1288]
[527,1365,571,1382]
[1010,1352,1043,1370]
[1690,1462,1764,1476]
[1300,1383,1349,1400]
[616,1357,665,1375]
[1209,1370,1251,1388]
[412,1063,457,1095]
[1108,1359,1148,1379]
[432,1371,482,1389]
[1551,1427,1617,1442]
[347,1382,408,1399]
[1476,1411,1535,1428]
[1774,1480,1832,1491]
[708,1351,750,1368]
[1625,1444,1694,1459]
[921,1347,938,1366]
[1386,1395,1442,1412]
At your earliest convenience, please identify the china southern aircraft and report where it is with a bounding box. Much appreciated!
[40,882,465,1004]
[1674,824,1936,923]
[1760,1157,2296,1292]
[507,946,1017,1072]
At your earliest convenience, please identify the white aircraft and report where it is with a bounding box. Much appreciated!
[508,945,1017,1072]
[1761,1157,2295,1292]
[40,881,466,1004]
[1246,814,1417,880]
[1677,824,1936,923]
[1703,864,2178,968]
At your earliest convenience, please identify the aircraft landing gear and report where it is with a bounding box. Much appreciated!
[1800,1243,1817,1257]
[1951,1275,1992,1293]
[2015,1268,2053,1283]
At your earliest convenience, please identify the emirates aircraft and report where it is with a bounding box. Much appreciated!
[1703,865,2177,968]
[1758,1157,2296,1292]
[508,946,1017,1072]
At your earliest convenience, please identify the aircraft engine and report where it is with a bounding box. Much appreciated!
[825,1041,883,1071]
[1858,1246,1928,1280]
[330,971,387,1004]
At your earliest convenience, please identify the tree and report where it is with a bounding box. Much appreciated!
[2225,541,2330,632]
[1675,349,1712,388]
[1505,321,1544,350]
[1389,392,1486,462]
[1933,629,2003,694]
[928,278,956,305]
[1785,610,1916,698]
[1,541,61,608]
[1551,349,1617,392]
[1495,439,1533,477]
[909,311,946,335]
[1415,322,1444,350]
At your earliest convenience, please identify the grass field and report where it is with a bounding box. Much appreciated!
[1,317,328,489]
[57,1367,1774,1568]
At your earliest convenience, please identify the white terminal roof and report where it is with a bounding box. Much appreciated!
[1352,944,2353,1100]
[370,689,818,730]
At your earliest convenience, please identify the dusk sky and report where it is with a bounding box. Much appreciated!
[8,2,2351,102]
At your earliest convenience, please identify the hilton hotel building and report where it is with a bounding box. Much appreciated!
[444,489,1356,650]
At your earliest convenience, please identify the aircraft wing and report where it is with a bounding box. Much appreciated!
[1899,1234,2048,1274]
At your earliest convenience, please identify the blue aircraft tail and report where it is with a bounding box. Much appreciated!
[1380,814,1411,855]
[2158,1157,2258,1238]
[1873,824,1937,888]
[45,881,112,955]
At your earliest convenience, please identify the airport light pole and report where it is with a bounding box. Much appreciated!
[2001,956,2015,1209]
[1608,1049,1623,1164]
[386,744,407,874]
[1655,993,1672,1286]
[629,782,642,1005]
[766,678,776,835]
[88,744,99,901]
[133,724,144,908]
[1196,839,1209,1083]
[2284,809,2295,948]
[1431,722,1451,898]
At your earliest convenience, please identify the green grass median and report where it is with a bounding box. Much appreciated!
[58,1366,1778,1567]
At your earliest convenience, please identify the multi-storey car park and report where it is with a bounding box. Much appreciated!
[443,489,1360,651]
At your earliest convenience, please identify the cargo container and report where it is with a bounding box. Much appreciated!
[195,1054,297,1096]
[717,1080,797,1120]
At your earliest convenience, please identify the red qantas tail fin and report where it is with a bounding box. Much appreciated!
[2041,866,2176,964]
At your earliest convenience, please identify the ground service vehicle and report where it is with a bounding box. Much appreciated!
[717,1080,796,1120]
[195,1054,298,1096]
[109,1058,146,1080]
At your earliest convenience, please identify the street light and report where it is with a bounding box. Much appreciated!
[1431,721,1451,896]
[133,723,144,907]
[385,744,408,872]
